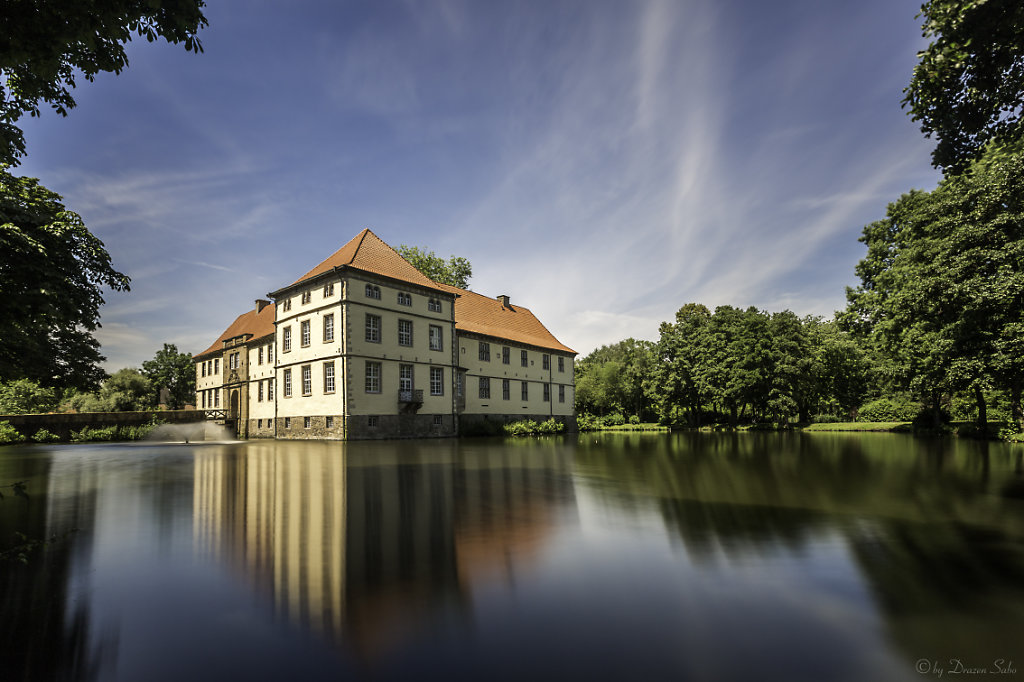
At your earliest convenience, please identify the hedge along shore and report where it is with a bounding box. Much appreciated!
[0,410,207,442]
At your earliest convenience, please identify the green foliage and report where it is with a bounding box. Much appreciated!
[0,170,131,390]
[0,421,26,444]
[1,0,208,165]
[141,344,194,408]
[502,418,565,437]
[811,413,844,424]
[396,244,472,289]
[63,368,155,413]
[31,428,59,443]
[843,146,1024,429]
[857,398,921,423]
[903,0,1024,172]
[603,413,626,427]
[70,426,117,442]
[0,378,57,414]
[577,413,601,431]
[575,338,656,419]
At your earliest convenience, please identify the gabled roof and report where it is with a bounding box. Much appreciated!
[436,283,576,354]
[287,228,448,293]
[194,303,275,359]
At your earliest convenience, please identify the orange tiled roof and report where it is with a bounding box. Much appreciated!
[436,283,576,354]
[194,303,275,359]
[290,228,447,292]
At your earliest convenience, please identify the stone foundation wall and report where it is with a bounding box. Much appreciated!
[246,419,278,439]
[345,414,456,440]
[0,410,207,441]
[275,415,346,440]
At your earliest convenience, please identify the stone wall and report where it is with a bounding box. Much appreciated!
[0,410,208,441]
[345,413,456,440]
[458,413,577,436]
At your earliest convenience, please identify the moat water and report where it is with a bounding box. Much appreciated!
[2,433,1023,681]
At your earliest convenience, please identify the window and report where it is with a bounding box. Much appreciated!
[558,356,565,373]
[502,346,510,364]
[282,299,292,312]
[429,325,443,351]
[268,344,273,362]
[283,369,292,397]
[398,292,412,306]
[283,327,292,352]
[214,358,220,374]
[559,384,565,403]
[430,367,444,396]
[543,383,550,402]
[478,377,490,399]
[258,381,264,402]
[365,362,381,393]
[268,379,274,400]
[543,354,550,370]
[428,298,442,312]
[521,350,528,367]
[214,389,220,407]
[304,416,311,428]
[285,417,291,429]
[521,381,528,401]
[365,284,380,299]
[502,378,510,400]
[326,416,334,428]
[301,365,312,396]
[323,282,334,297]
[229,352,239,370]
[368,416,379,428]
[365,314,381,343]
[301,290,311,304]
[201,391,206,408]
[457,371,464,398]
[301,320,311,347]
[398,319,413,347]
[257,419,262,429]
[479,342,490,361]
[433,415,443,426]
[324,362,335,393]
[201,362,206,377]
[323,314,334,342]
[399,364,414,398]
[258,347,264,365]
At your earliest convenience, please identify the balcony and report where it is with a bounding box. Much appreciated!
[398,389,424,413]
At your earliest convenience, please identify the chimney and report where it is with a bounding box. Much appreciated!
[256,299,271,313]
[497,294,511,308]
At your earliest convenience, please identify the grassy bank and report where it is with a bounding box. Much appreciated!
[802,422,912,433]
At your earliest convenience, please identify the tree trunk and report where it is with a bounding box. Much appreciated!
[974,384,988,434]
[1011,381,1023,432]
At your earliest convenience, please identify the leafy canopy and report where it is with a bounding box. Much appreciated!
[1,0,208,165]
[903,0,1024,172]
[141,344,195,409]
[0,169,130,390]
[396,245,472,289]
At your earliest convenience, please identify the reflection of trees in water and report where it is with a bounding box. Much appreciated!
[0,451,106,682]
[576,432,1024,667]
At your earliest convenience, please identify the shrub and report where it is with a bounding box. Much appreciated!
[812,413,843,424]
[503,418,565,437]
[70,426,119,442]
[604,413,626,427]
[0,379,57,414]
[0,421,26,445]
[31,428,60,443]
[857,398,920,422]
[577,413,601,431]
[628,415,640,425]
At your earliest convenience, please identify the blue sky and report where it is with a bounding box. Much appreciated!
[16,0,942,369]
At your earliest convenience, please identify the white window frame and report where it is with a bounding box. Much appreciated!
[324,362,335,393]
[365,361,381,393]
[398,319,413,347]
[430,367,444,396]
[429,325,443,351]
[366,314,381,343]
[301,365,312,396]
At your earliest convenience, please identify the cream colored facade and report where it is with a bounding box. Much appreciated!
[195,230,575,440]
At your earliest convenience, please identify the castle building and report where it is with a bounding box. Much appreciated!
[194,229,576,439]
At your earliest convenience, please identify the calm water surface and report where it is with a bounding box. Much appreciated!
[2,432,1024,681]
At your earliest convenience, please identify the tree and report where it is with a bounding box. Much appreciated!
[903,0,1024,172]
[1,0,208,165]
[0,169,130,390]
[842,146,1024,429]
[141,344,194,409]
[397,245,472,289]
[64,368,153,412]
[0,379,57,414]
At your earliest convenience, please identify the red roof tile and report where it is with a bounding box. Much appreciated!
[194,302,275,359]
[290,228,447,292]
[436,283,576,354]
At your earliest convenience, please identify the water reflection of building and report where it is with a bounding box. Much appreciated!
[192,440,576,659]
